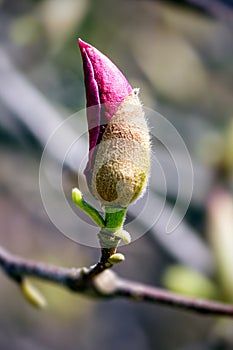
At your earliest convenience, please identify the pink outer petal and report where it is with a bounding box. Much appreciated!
[79,46,101,172]
[78,39,132,121]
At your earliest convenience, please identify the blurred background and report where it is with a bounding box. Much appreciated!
[0,0,233,349]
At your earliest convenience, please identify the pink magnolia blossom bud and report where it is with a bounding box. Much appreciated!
[78,39,150,207]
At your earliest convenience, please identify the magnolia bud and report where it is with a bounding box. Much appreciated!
[79,39,150,208]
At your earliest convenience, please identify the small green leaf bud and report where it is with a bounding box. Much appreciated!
[108,253,125,264]
[20,279,47,309]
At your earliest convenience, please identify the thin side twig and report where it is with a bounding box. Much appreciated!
[1,245,233,317]
[114,278,233,317]
[0,246,79,285]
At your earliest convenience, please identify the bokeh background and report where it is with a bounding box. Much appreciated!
[0,0,233,349]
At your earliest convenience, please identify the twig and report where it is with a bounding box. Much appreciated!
[1,246,233,317]
[115,279,233,317]
[0,246,77,285]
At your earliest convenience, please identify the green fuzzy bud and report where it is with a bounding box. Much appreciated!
[91,89,150,207]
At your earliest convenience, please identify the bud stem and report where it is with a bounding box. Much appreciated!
[98,206,127,249]
[72,189,128,265]
[104,206,127,231]
[97,207,127,264]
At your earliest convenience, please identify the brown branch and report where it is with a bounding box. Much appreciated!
[114,279,233,317]
[1,246,233,317]
[0,247,73,283]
